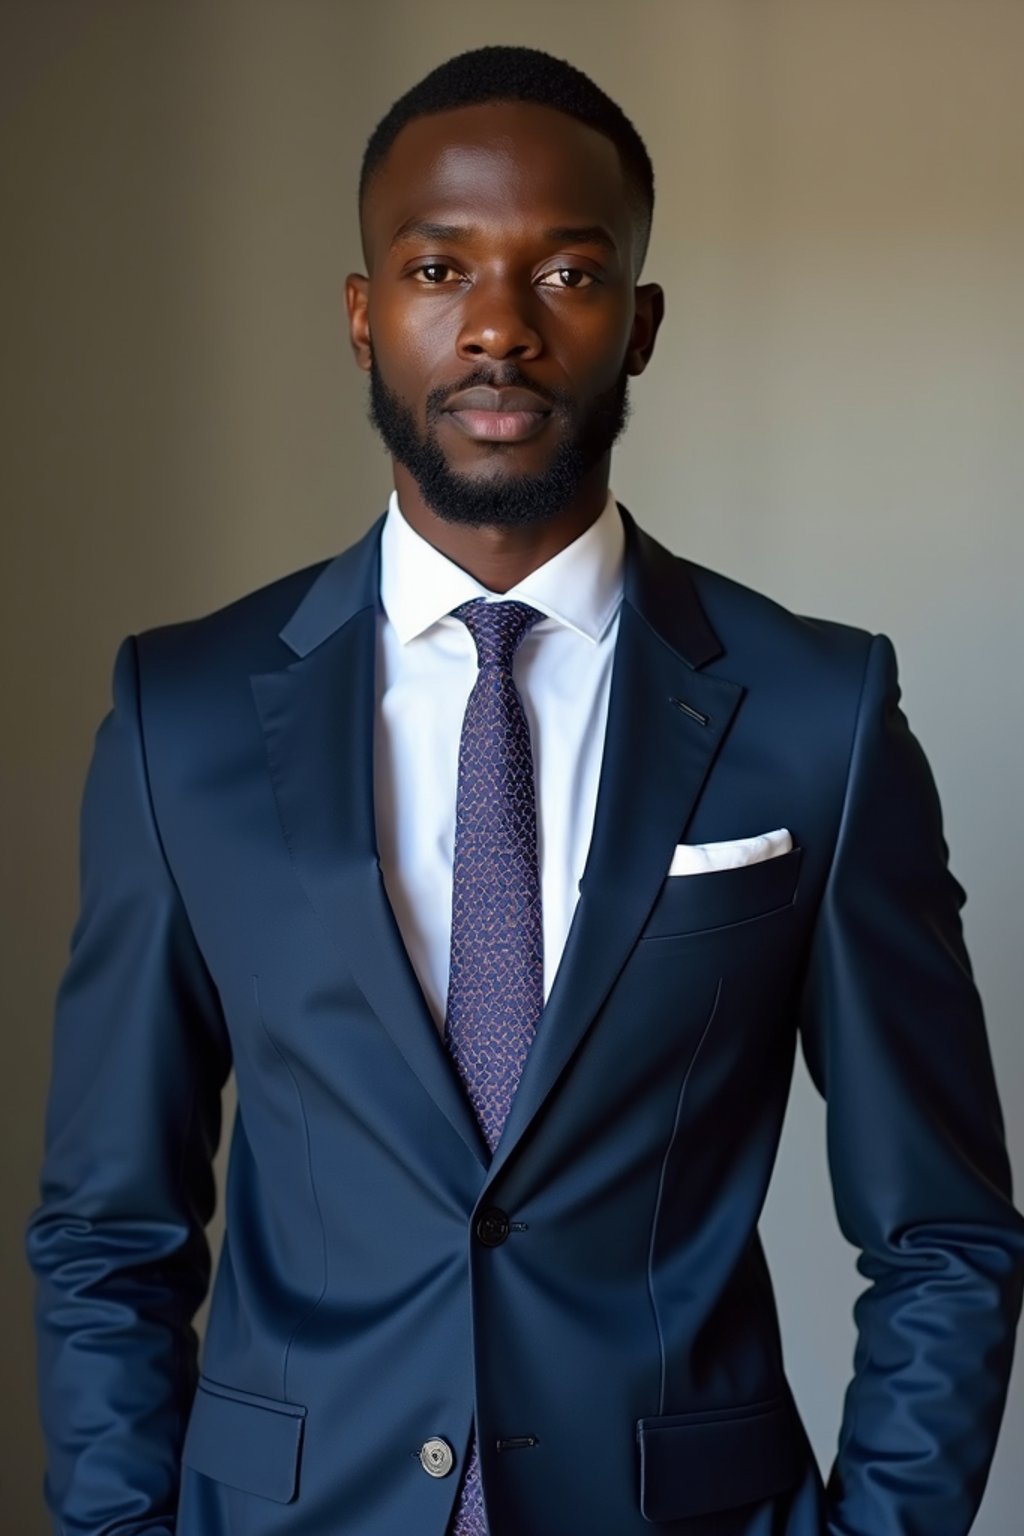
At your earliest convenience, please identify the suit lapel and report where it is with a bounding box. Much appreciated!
[485,511,744,1183]
[250,519,490,1169]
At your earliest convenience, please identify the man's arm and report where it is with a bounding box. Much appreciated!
[799,632,1024,1535]
[26,635,232,1534]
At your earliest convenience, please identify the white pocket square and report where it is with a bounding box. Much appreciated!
[667,828,792,877]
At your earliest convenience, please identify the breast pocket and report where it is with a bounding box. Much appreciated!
[638,847,803,942]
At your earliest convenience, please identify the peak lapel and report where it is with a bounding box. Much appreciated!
[250,519,489,1169]
[486,511,744,1184]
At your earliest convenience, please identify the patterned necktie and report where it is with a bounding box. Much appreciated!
[444,598,544,1536]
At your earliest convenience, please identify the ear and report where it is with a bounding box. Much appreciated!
[625,283,665,377]
[345,273,372,372]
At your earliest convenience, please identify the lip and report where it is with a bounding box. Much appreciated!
[445,409,550,442]
[442,385,552,444]
[444,385,552,413]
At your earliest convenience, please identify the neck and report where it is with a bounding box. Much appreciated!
[392,459,611,593]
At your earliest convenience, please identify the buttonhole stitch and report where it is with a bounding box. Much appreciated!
[669,697,710,727]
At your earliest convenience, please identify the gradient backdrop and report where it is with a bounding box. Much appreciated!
[2,3,1021,1530]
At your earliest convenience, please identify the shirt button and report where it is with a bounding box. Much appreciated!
[475,1207,511,1246]
[419,1437,455,1477]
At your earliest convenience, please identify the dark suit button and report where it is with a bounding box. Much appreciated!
[475,1207,511,1246]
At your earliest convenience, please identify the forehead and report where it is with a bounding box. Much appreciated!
[362,100,633,260]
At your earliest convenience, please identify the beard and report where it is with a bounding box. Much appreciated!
[368,356,631,528]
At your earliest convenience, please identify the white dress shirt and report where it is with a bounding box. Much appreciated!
[374,488,625,1033]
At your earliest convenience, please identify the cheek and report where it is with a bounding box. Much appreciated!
[368,286,634,398]
[550,301,635,379]
[370,294,459,378]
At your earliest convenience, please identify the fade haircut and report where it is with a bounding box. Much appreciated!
[359,45,655,270]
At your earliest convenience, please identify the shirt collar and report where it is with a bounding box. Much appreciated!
[379,487,625,646]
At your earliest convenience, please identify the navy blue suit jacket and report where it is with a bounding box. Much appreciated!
[28,507,1024,1534]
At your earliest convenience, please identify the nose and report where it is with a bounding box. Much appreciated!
[456,277,543,363]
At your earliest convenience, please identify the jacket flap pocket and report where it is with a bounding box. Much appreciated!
[636,1396,804,1522]
[182,1376,307,1503]
[640,846,802,940]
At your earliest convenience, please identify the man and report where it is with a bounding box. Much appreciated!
[27,43,1023,1536]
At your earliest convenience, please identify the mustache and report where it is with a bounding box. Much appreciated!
[426,367,570,418]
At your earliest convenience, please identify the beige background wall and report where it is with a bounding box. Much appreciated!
[3,2,1021,1529]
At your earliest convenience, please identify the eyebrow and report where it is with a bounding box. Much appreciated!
[389,218,619,254]
[544,224,619,254]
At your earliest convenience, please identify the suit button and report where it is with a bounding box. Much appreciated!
[419,1437,454,1477]
[475,1207,510,1247]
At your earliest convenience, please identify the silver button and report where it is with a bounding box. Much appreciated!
[419,1437,454,1478]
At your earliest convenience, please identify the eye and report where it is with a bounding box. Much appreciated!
[411,262,462,284]
[537,268,596,289]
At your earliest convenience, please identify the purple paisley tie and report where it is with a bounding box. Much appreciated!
[443,599,545,1536]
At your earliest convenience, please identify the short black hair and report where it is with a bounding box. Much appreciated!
[359,45,655,269]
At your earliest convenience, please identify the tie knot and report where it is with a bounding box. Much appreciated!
[453,599,543,670]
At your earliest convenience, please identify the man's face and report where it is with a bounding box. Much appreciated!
[347,100,662,528]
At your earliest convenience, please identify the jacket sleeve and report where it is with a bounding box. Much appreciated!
[798,631,1024,1536]
[26,634,232,1535]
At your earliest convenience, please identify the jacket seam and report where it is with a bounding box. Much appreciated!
[646,977,724,1415]
[799,631,884,1468]
[253,975,330,1403]
[814,631,881,914]
[125,633,226,1456]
